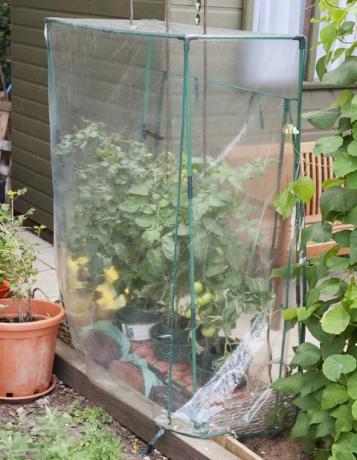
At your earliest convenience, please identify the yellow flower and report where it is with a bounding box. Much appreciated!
[104,266,120,283]
[95,282,125,311]
[67,257,79,274]
[77,256,89,266]
[124,287,130,296]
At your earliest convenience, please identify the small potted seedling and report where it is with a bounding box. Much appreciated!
[0,189,64,401]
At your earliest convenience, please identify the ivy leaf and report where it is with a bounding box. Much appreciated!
[316,55,328,81]
[291,342,321,369]
[323,57,357,86]
[347,371,357,399]
[346,170,357,189]
[304,107,340,130]
[291,412,310,438]
[349,229,357,264]
[293,394,320,411]
[323,177,345,189]
[292,176,315,203]
[332,432,357,456]
[322,354,356,382]
[320,24,338,53]
[319,278,342,296]
[301,370,329,397]
[321,383,349,410]
[330,404,353,439]
[271,372,303,393]
[321,306,350,335]
[333,154,357,177]
[347,140,357,157]
[314,135,343,155]
[301,222,332,247]
[321,336,347,359]
[315,417,335,438]
[352,122,357,140]
[274,189,296,219]
[333,230,351,248]
[352,401,357,420]
[320,187,357,221]
[326,256,350,273]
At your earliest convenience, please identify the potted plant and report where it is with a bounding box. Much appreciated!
[55,122,274,368]
[0,189,64,401]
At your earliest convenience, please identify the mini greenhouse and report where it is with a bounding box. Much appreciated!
[46,18,306,439]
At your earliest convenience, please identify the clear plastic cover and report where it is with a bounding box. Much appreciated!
[47,19,304,437]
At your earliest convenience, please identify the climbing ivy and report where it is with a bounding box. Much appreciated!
[272,2,357,459]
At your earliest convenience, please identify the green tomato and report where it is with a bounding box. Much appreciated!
[197,296,205,306]
[184,309,192,319]
[200,292,214,306]
[201,326,216,337]
[194,281,204,294]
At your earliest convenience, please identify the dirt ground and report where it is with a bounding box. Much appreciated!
[0,380,166,460]
[0,380,312,460]
[244,435,311,460]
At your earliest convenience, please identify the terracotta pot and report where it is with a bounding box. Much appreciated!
[0,299,65,401]
[0,280,12,299]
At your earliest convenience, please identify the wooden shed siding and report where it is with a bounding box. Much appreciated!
[12,0,165,228]
[12,0,338,229]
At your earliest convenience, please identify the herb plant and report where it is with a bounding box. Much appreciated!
[272,2,357,458]
[0,405,123,460]
[0,188,45,321]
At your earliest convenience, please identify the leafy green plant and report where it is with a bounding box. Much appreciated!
[55,122,274,347]
[0,1,10,86]
[0,405,123,460]
[272,2,357,458]
[0,188,45,321]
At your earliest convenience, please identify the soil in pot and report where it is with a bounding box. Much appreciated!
[115,301,163,342]
[150,321,191,364]
[0,280,12,299]
[0,299,64,400]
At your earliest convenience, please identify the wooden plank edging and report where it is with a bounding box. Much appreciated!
[54,341,261,460]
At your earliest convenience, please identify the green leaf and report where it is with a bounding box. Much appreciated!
[331,404,353,439]
[333,230,351,247]
[348,140,357,157]
[314,135,343,155]
[347,371,357,399]
[274,189,296,219]
[291,412,310,438]
[322,354,356,381]
[302,222,332,247]
[293,394,320,411]
[304,107,340,130]
[352,122,357,140]
[293,176,315,203]
[301,370,329,397]
[352,401,357,420]
[316,55,328,81]
[320,187,357,221]
[283,307,297,321]
[321,336,347,359]
[350,229,357,264]
[326,256,350,273]
[321,383,349,410]
[323,177,345,189]
[291,342,321,369]
[206,264,226,277]
[321,306,350,335]
[332,432,357,456]
[319,278,341,296]
[347,169,357,189]
[320,24,338,52]
[333,154,357,177]
[315,416,335,438]
[271,372,303,394]
[323,57,357,86]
